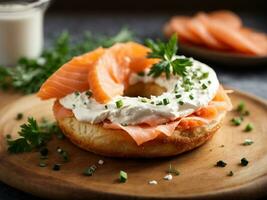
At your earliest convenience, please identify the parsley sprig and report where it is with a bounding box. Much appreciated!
[146,35,192,79]
[7,117,62,153]
[0,28,133,94]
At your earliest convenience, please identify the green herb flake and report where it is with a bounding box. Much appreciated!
[231,117,242,126]
[15,113,23,120]
[175,94,182,99]
[74,91,80,96]
[163,98,170,105]
[237,101,245,112]
[83,165,97,176]
[57,147,69,162]
[167,164,180,176]
[240,158,249,166]
[189,94,194,100]
[39,162,47,167]
[242,139,254,146]
[85,91,92,97]
[215,160,227,167]
[104,105,108,109]
[199,72,209,80]
[156,101,163,106]
[116,100,123,108]
[178,101,184,105]
[119,170,128,183]
[52,164,61,171]
[244,123,253,132]
[137,72,145,77]
[227,171,234,177]
[201,83,207,90]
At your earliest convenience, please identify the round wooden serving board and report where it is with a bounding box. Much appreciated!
[0,90,267,200]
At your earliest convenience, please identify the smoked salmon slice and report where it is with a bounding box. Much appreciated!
[53,100,73,120]
[37,47,104,99]
[209,10,242,29]
[168,16,203,44]
[187,14,228,49]
[88,42,158,104]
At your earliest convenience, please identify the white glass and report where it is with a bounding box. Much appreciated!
[0,0,50,66]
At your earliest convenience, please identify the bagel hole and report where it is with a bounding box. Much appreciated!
[124,82,166,98]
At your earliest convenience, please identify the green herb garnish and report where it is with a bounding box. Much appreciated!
[242,139,254,146]
[237,101,245,112]
[178,101,184,105]
[189,94,194,100]
[231,117,242,126]
[116,100,123,108]
[85,91,92,97]
[240,158,249,166]
[244,123,253,132]
[167,164,180,176]
[163,98,170,105]
[6,117,61,153]
[57,147,69,162]
[175,94,181,99]
[15,113,23,120]
[52,164,61,171]
[84,165,97,176]
[119,170,128,183]
[146,35,192,79]
[215,160,227,167]
[201,83,207,90]
[227,171,234,177]
[0,28,133,94]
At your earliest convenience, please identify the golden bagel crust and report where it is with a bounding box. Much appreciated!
[57,112,225,158]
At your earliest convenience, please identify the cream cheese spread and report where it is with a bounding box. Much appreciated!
[59,57,219,125]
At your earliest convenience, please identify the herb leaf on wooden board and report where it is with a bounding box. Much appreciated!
[0,28,134,94]
[7,117,63,153]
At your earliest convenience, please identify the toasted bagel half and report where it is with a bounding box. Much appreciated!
[57,111,225,158]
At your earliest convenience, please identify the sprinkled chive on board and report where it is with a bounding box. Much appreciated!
[0,89,267,199]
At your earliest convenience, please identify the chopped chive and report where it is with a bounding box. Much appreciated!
[215,160,227,167]
[119,170,127,183]
[140,98,148,103]
[83,102,87,105]
[163,98,169,105]
[199,72,209,80]
[6,134,11,139]
[156,101,163,106]
[231,117,242,126]
[189,94,194,100]
[85,91,92,97]
[178,101,184,105]
[74,91,80,96]
[244,123,253,132]
[208,80,211,84]
[242,139,254,146]
[240,158,249,166]
[52,164,61,171]
[227,171,234,177]
[175,94,182,99]
[237,101,245,112]
[137,72,145,76]
[151,101,154,104]
[167,164,180,176]
[15,113,23,120]
[104,105,108,109]
[84,165,97,176]
[201,83,207,89]
[116,100,123,108]
[242,110,250,116]
[39,147,48,157]
[57,147,69,162]
[72,104,76,109]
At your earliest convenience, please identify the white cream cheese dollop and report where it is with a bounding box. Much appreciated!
[59,57,219,125]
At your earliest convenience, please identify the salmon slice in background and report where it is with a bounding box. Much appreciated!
[187,14,228,50]
[240,28,267,54]
[200,13,265,55]
[209,10,242,29]
[37,48,104,100]
[168,16,203,45]
[88,42,159,104]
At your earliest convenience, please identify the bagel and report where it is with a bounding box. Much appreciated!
[57,113,224,158]
[38,41,232,158]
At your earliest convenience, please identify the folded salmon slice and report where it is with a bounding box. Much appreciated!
[37,48,105,99]
[103,121,180,145]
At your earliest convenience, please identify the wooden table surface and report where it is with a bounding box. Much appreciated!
[0,11,267,200]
